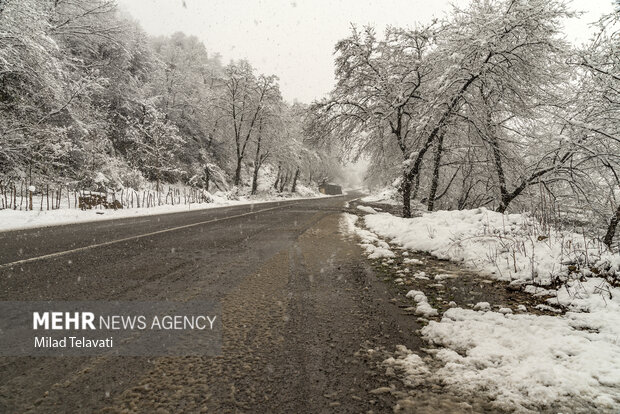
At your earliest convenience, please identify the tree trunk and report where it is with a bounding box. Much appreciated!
[403,128,437,216]
[603,204,620,249]
[204,165,211,192]
[279,170,289,193]
[291,167,300,193]
[233,157,243,187]
[273,164,281,189]
[427,131,445,211]
[156,178,161,206]
[488,134,511,213]
[497,195,513,213]
[251,120,264,195]
[401,172,412,218]
[411,171,420,201]
[251,163,260,195]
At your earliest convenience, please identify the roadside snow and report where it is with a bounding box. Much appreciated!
[423,297,620,412]
[357,205,378,214]
[340,213,394,259]
[348,202,620,411]
[361,187,399,205]
[383,345,430,388]
[405,290,438,317]
[0,193,332,232]
[364,208,620,285]
[473,301,491,311]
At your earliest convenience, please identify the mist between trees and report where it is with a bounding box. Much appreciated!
[0,0,344,212]
[308,0,620,249]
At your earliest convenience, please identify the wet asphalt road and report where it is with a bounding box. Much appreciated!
[0,193,424,413]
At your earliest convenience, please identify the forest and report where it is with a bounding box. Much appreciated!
[312,0,619,248]
[1,0,618,247]
[0,0,341,210]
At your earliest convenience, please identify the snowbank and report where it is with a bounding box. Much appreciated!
[423,286,620,412]
[340,213,394,259]
[356,205,378,214]
[364,208,620,285]
[347,206,620,411]
[361,187,400,205]
[383,345,430,388]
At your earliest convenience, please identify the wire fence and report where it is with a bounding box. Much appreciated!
[0,182,213,211]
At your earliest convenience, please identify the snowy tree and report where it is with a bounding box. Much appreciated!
[567,10,620,247]
[220,62,282,186]
[317,0,575,217]
[313,24,436,216]
[126,105,185,195]
[443,0,575,213]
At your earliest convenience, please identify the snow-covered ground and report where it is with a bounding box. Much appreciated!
[342,202,620,412]
[360,187,400,205]
[364,207,619,286]
[340,213,395,259]
[421,279,620,412]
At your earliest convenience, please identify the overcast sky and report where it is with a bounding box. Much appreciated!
[117,0,616,103]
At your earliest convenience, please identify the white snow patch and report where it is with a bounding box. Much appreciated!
[363,208,620,286]
[361,187,399,205]
[422,305,620,412]
[406,290,438,317]
[413,271,429,280]
[423,279,620,411]
[473,302,491,311]
[535,304,562,313]
[524,285,556,297]
[340,213,394,259]
[356,205,378,214]
[383,345,430,387]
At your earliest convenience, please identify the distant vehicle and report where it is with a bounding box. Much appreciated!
[318,182,342,195]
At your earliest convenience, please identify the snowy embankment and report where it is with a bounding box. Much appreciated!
[342,204,620,412]
[360,187,400,205]
[365,207,619,286]
[0,184,327,233]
